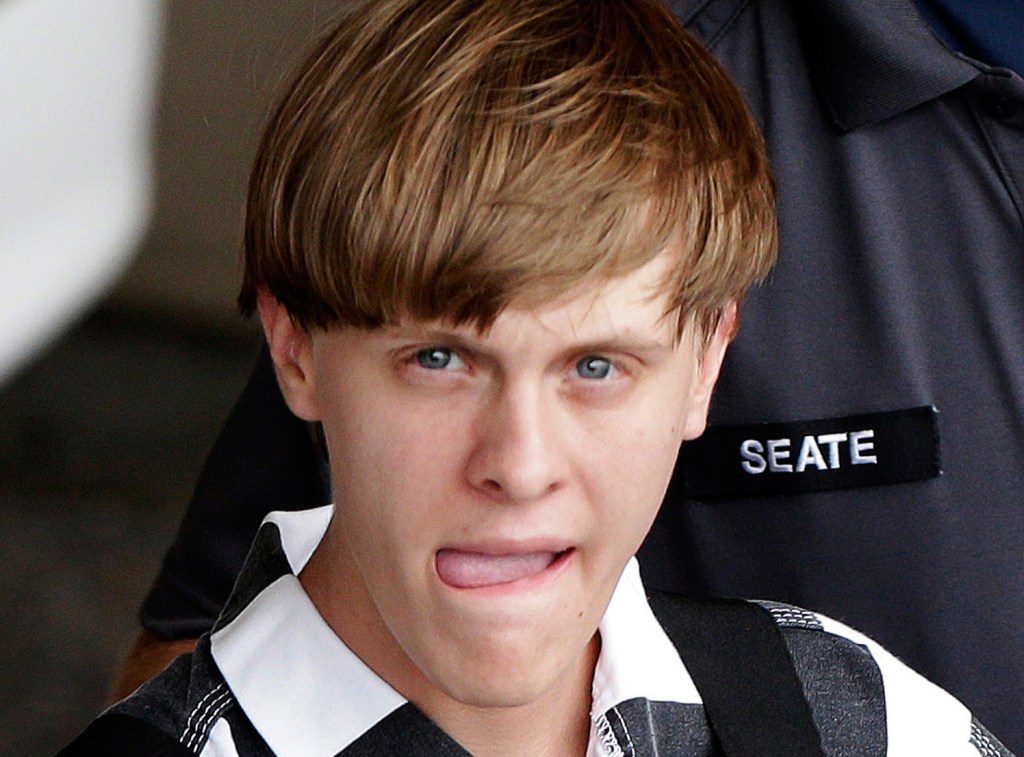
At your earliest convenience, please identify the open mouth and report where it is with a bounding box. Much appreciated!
[435,547,573,589]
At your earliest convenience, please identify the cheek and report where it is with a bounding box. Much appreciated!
[321,393,467,532]
[324,418,441,600]
[584,406,687,538]
[624,380,695,466]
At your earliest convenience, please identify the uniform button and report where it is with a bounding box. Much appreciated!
[981,95,1019,120]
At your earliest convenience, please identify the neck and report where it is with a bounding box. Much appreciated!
[301,527,601,756]
[431,636,599,757]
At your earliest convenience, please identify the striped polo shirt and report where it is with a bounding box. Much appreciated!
[100,506,1010,756]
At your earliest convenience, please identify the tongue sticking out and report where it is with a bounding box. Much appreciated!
[436,549,561,589]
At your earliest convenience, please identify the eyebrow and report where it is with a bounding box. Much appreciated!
[564,334,676,357]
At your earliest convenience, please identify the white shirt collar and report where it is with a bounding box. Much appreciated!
[212,506,699,757]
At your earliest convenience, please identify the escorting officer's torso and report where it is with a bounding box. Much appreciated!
[644,0,1024,751]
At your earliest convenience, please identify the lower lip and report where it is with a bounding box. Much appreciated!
[435,548,574,595]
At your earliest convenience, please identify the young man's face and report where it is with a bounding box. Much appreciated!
[263,243,733,721]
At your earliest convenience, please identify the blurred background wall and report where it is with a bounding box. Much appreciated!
[112,1,337,331]
[0,1,351,753]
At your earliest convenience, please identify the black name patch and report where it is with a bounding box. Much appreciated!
[681,406,941,497]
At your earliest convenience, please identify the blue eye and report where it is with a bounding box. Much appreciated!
[416,348,455,369]
[576,356,612,379]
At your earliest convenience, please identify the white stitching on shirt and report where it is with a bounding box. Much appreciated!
[182,684,226,740]
[595,713,625,757]
[971,721,1003,757]
[611,705,635,757]
[757,600,823,631]
[185,688,233,753]
[191,695,234,753]
[186,686,232,752]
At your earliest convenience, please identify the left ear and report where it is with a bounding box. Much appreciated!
[256,289,322,422]
[680,300,737,441]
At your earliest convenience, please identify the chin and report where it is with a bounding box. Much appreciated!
[432,668,558,710]
[418,631,591,712]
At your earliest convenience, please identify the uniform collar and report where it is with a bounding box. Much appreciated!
[211,506,411,757]
[210,507,699,756]
[790,0,980,131]
[591,560,698,719]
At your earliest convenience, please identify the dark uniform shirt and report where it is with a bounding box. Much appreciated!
[641,1,1024,751]
[140,0,1024,752]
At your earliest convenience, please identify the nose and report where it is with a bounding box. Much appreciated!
[465,382,567,503]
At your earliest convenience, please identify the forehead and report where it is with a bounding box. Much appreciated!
[526,250,677,337]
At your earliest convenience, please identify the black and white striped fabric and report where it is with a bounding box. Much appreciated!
[99,506,1010,756]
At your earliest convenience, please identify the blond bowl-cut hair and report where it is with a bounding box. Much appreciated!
[238,0,777,342]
